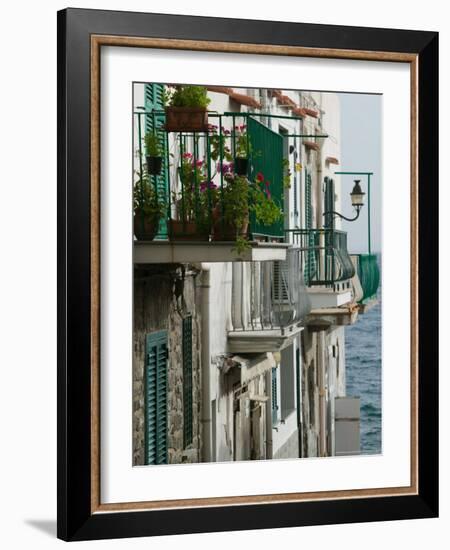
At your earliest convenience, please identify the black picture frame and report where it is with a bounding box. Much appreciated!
[57,8,438,541]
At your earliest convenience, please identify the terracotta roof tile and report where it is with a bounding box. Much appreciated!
[229,92,262,109]
[303,140,320,151]
[303,107,319,118]
[206,86,235,95]
[326,156,339,165]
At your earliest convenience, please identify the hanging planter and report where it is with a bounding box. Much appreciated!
[146,156,163,176]
[164,85,211,132]
[164,106,209,132]
[234,157,249,176]
[144,133,164,175]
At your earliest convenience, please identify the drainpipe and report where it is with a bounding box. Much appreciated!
[200,263,212,462]
[318,330,327,457]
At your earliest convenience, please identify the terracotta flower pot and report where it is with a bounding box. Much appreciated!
[164,107,209,132]
[146,156,163,176]
[168,219,210,241]
[133,211,160,241]
[211,206,249,241]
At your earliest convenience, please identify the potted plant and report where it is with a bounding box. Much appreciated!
[144,132,163,176]
[212,171,283,254]
[169,153,213,241]
[133,175,166,241]
[164,85,211,132]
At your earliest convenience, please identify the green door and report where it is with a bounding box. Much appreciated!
[247,117,284,239]
[144,84,168,238]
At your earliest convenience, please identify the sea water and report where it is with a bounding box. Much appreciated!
[345,258,382,455]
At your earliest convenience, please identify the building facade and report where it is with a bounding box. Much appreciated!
[132,83,380,466]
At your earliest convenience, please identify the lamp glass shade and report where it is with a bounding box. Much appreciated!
[350,180,365,207]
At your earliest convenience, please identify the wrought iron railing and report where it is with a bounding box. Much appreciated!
[133,110,285,241]
[352,253,380,303]
[230,247,311,332]
[285,229,355,288]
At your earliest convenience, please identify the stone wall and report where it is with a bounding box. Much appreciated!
[133,265,202,466]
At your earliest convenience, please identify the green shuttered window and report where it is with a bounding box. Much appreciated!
[271,367,279,425]
[182,316,193,448]
[304,170,316,284]
[145,330,168,465]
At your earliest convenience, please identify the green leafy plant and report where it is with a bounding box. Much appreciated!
[174,153,217,231]
[165,85,211,108]
[217,171,283,254]
[134,174,166,219]
[144,132,162,157]
[234,124,251,158]
[208,124,233,162]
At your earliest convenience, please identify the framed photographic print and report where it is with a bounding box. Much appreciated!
[57,8,439,541]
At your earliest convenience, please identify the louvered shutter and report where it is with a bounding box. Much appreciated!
[271,367,278,425]
[304,170,316,284]
[182,316,193,448]
[145,331,168,465]
[272,260,289,302]
[144,84,168,238]
[324,177,336,282]
[324,177,335,230]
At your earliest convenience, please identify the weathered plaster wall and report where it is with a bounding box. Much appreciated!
[301,325,348,458]
[273,429,299,460]
[133,265,202,466]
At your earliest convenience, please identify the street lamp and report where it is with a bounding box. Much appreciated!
[323,179,365,222]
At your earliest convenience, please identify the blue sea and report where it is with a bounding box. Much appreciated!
[345,260,382,455]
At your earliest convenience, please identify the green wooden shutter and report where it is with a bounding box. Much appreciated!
[182,316,193,448]
[324,177,335,230]
[145,330,168,465]
[144,84,168,238]
[247,117,284,238]
[304,170,316,284]
[305,170,312,230]
[271,367,278,425]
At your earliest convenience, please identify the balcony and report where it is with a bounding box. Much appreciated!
[133,109,288,262]
[228,247,311,353]
[285,229,355,312]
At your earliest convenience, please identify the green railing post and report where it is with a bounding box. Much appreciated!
[137,112,145,235]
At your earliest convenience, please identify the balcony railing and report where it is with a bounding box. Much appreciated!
[228,247,311,351]
[285,229,355,288]
[134,110,285,242]
[352,253,380,303]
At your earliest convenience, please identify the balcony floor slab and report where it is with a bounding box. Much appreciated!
[307,287,353,309]
[228,325,303,353]
[306,305,359,329]
[134,240,289,263]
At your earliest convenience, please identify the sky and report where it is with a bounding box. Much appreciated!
[337,93,382,254]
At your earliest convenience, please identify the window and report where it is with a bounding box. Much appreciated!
[145,330,168,465]
[271,367,279,425]
[182,316,193,448]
